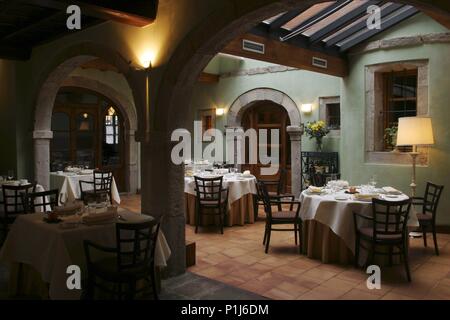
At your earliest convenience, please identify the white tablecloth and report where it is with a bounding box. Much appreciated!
[50,173,121,204]
[299,189,419,256]
[184,174,257,207]
[0,182,48,214]
[0,209,171,300]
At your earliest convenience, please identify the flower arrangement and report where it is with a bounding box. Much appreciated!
[384,124,398,151]
[304,120,330,151]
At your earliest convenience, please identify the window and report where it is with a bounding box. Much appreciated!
[365,60,428,165]
[319,97,340,135]
[382,70,417,151]
[50,112,70,171]
[105,107,119,145]
[326,103,340,130]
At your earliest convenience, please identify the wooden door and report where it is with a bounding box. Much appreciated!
[241,102,291,193]
[50,89,126,192]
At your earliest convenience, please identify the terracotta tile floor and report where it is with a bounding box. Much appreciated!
[121,195,450,300]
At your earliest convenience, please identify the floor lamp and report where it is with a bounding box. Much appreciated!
[396,117,434,238]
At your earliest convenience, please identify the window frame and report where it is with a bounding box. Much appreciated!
[364,60,429,166]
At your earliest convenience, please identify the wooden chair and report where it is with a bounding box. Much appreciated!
[254,168,294,218]
[257,180,302,254]
[1,184,36,240]
[353,198,412,282]
[83,219,161,300]
[80,170,113,205]
[312,172,341,187]
[412,182,444,255]
[194,176,229,234]
[23,189,59,214]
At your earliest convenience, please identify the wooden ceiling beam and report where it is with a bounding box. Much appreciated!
[198,72,220,84]
[0,45,31,60]
[221,33,348,78]
[17,0,158,27]
[3,11,63,41]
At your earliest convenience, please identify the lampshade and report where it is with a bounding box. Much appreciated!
[396,117,434,146]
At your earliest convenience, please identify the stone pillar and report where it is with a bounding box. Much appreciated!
[287,125,304,199]
[127,130,139,194]
[33,130,53,190]
[140,132,186,277]
[225,126,243,169]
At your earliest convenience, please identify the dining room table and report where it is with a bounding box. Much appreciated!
[184,172,257,227]
[299,185,419,266]
[0,180,50,213]
[50,171,121,205]
[0,208,171,300]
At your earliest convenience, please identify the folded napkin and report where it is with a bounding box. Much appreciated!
[308,186,323,193]
[382,187,402,195]
[354,193,378,201]
[54,201,84,215]
[243,170,251,175]
[82,206,118,225]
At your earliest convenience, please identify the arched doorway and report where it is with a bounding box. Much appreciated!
[241,101,292,193]
[51,88,127,191]
[32,43,139,193]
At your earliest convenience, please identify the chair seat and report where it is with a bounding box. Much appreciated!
[91,257,151,281]
[271,211,298,220]
[199,198,226,206]
[417,213,433,221]
[83,189,109,195]
[358,227,402,241]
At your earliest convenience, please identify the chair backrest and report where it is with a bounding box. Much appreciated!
[256,180,273,219]
[423,182,444,218]
[2,184,36,217]
[194,176,224,204]
[93,170,113,191]
[23,189,59,214]
[115,219,160,271]
[277,168,287,194]
[371,198,411,240]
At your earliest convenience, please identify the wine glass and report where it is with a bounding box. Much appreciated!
[369,175,377,190]
[7,170,14,181]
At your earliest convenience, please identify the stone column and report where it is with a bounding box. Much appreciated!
[287,125,304,199]
[225,126,243,169]
[140,132,186,277]
[33,130,53,190]
[127,130,139,194]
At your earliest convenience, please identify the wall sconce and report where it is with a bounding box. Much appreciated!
[301,104,313,113]
[216,108,225,116]
[140,51,155,70]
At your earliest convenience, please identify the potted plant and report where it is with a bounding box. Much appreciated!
[384,124,398,151]
[304,120,330,152]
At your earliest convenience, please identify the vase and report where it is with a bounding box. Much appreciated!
[315,137,323,152]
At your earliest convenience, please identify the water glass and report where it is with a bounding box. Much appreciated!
[369,175,377,188]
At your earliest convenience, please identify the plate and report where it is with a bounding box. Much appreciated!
[335,196,349,201]
[384,194,399,198]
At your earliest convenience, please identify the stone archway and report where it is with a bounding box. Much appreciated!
[32,42,138,190]
[227,88,301,127]
[61,76,139,194]
[142,0,450,276]
[227,88,303,197]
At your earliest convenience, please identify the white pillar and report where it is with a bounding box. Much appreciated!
[287,125,303,199]
[33,130,53,190]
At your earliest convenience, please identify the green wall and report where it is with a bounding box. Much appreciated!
[190,56,342,156]
[341,14,450,225]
